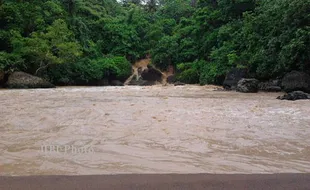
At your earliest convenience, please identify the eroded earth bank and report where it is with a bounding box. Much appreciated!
[0,85,310,176]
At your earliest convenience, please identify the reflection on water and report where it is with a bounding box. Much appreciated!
[0,85,310,176]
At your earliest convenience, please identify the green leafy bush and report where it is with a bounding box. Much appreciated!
[47,56,131,85]
[0,52,24,72]
[176,61,202,84]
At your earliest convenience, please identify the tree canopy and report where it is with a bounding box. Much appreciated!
[1,0,309,85]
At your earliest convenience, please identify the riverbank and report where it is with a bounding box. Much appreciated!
[1,174,310,190]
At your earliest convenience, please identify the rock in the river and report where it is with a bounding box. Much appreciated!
[223,68,248,90]
[277,91,310,101]
[236,78,259,93]
[259,79,282,92]
[141,65,163,82]
[281,71,310,93]
[6,72,55,89]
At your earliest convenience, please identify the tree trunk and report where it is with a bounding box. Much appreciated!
[35,62,52,76]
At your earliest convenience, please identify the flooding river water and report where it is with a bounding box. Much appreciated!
[0,85,310,176]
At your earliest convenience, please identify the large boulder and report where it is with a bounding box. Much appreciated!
[236,78,259,93]
[281,71,310,93]
[6,72,55,89]
[223,68,248,90]
[258,79,282,92]
[277,91,310,101]
[141,65,163,82]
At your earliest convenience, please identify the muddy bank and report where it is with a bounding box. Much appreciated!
[0,85,310,176]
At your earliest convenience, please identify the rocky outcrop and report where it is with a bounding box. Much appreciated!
[277,91,310,101]
[223,68,248,90]
[6,72,55,89]
[281,71,310,93]
[141,65,163,83]
[258,79,282,92]
[125,64,165,86]
[236,78,259,93]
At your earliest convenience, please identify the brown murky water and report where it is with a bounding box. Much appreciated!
[1,85,310,176]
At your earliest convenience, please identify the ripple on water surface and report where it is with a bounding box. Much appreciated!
[0,86,310,175]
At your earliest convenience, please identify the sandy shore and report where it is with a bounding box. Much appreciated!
[1,173,310,190]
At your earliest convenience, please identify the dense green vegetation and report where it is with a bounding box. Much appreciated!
[1,0,309,85]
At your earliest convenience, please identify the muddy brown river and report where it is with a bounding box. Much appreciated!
[0,85,310,176]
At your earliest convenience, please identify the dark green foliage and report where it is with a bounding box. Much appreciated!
[0,51,24,71]
[153,0,310,84]
[242,0,310,79]
[152,35,179,70]
[47,56,131,85]
[1,0,309,85]
[176,62,200,84]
